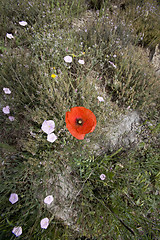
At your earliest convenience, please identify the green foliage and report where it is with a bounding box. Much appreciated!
[87,0,105,10]
[0,0,160,239]
[124,0,160,48]
[78,144,160,239]
[76,9,159,112]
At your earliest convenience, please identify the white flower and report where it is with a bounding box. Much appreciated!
[9,193,18,204]
[2,106,10,114]
[3,88,11,94]
[6,33,14,39]
[19,21,28,26]
[44,195,53,204]
[100,174,106,180]
[8,116,15,121]
[78,59,84,64]
[64,56,72,63]
[12,226,22,237]
[40,217,49,229]
[41,120,55,134]
[47,133,57,143]
[97,96,104,102]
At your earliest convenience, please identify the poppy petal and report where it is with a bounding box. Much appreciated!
[65,106,96,140]
[76,118,94,134]
[66,107,87,126]
[66,122,86,139]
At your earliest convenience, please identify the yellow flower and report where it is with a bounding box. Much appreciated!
[53,67,55,70]
[82,52,85,55]
[51,74,57,78]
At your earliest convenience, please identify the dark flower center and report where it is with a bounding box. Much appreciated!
[76,118,83,125]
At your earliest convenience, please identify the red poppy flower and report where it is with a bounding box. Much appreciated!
[65,106,97,140]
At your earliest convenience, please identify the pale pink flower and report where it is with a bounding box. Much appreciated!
[41,120,55,134]
[3,88,11,94]
[100,174,106,180]
[19,21,27,26]
[6,33,14,39]
[44,195,54,204]
[78,59,84,64]
[8,116,15,121]
[9,193,18,204]
[2,106,10,114]
[97,96,104,102]
[64,56,72,63]
[47,133,57,143]
[12,226,22,237]
[40,217,49,229]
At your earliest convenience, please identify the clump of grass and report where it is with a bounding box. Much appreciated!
[86,0,105,10]
[101,44,159,111]
[0,0,87,39]
[124,0,160,49]
[70,143,160,239]
[76,12,159,115]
